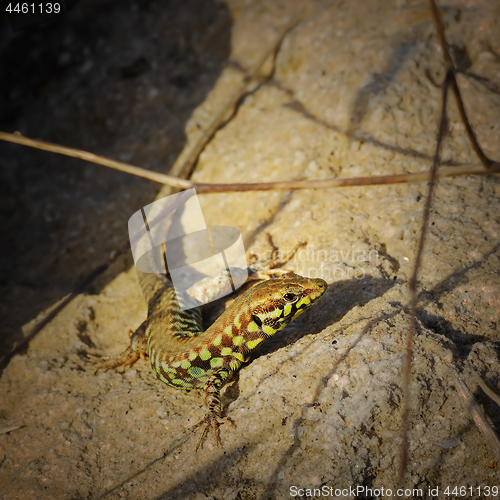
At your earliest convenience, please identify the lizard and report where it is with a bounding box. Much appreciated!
[93,267,327,450]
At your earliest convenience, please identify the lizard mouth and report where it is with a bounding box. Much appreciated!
[305,278,327,301]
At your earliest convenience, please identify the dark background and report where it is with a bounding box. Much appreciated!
[0,0,232,355]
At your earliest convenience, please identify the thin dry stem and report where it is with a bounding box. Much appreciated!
[0,131,192,189]
[399,0,500,484]
[0,131,496,194]
[455,377,500,462]
[398,69,451,486]
[467,360,500,407]
[429,0,500,172]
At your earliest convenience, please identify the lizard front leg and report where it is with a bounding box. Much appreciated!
[192,368,237,450]
[186,240,306,305]
[247,239,306,280]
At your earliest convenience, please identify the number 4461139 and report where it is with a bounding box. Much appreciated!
[5,3,61,14]
[444,486,499,497]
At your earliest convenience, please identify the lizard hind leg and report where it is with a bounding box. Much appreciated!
[89,320,148,371]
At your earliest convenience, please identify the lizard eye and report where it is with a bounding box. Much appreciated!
[252,314,263,328]
[283,292,298,302]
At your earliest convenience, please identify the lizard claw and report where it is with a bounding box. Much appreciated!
[248,240,306,278]
[192,413,237,451]
[88,347,140,371]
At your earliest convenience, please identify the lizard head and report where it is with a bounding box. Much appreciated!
[247,272,327,337]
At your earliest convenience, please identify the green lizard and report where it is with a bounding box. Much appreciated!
[94,268,327,449]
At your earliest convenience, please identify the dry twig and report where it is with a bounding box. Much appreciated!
[455,377,500,463]
[467,360,500,408]
[398,0,500,484]
[0,131,496,193]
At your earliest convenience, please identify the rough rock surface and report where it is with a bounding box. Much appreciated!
[1,0,499,498]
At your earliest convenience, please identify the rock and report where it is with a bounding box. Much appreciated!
[1,0,499,497]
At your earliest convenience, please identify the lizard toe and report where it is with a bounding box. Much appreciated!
[192,414,237,451]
